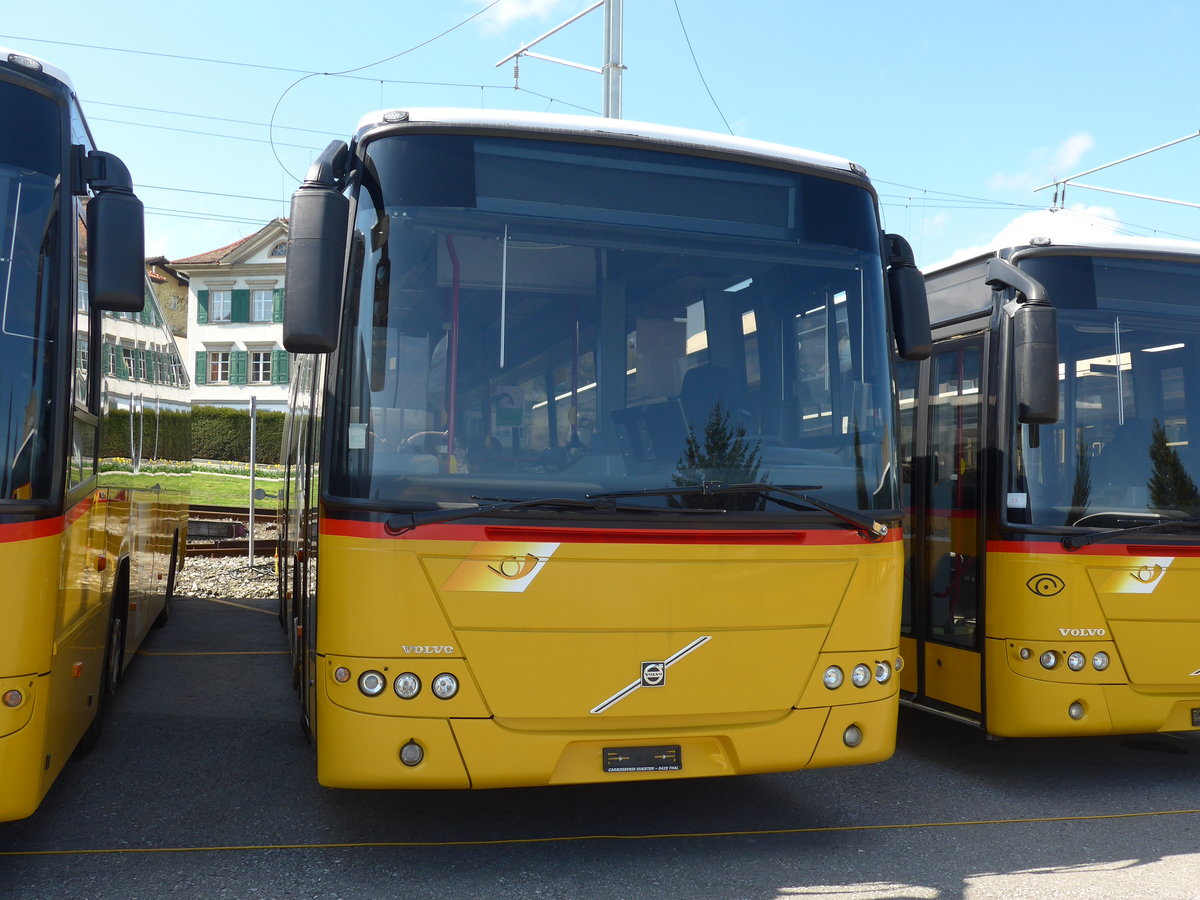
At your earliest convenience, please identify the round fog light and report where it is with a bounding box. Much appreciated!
[2,689,21,708]
[431,673,459,700]
[334,667,351,684]
[358,670,386,696]
[1067,651,1086,672]
[1019,647,1032,660]
[1040,650,1059,670]
[843,724,864,747]
[399,740,424,766]
[851,664,871,688]
[1092,651,1110,672]
[394,672,421,700]
[1068,701,1085,720]
[823,666,844,690]
[875,660,892,684]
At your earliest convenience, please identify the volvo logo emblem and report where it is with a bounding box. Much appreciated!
[1026,573,1065,597]
[641,662,666,687]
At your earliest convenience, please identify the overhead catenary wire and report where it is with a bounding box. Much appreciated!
[671,0,733,136]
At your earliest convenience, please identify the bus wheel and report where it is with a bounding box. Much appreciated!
[153,533,180,629]
[76,610,123,756]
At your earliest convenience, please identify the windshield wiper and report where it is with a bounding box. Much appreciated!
[384,495,723,535]
[1062,517,1200,551]
[588,482,889,541]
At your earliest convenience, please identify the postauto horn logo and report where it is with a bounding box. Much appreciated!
[1026,573,1066,597]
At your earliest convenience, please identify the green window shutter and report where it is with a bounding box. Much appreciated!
[116,348,130,379]
[194,351,207,385]
[231,289,250,323]
[230,349,248,385]
[273,288,285,323]
[196,290,209,324]
[102,343,112,375]
[272,348,289,384]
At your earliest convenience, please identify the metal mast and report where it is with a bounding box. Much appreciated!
[495,0,624,118]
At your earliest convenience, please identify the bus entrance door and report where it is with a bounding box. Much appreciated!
[904,341,984,719]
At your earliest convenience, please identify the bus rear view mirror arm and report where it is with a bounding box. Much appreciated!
[284,140,351,354]
[986,258,1059,426]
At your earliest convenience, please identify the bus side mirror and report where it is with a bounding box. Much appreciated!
[984,257,1059,425]
[284,141,350,354]
[85,151,145,313]
[1013,300,1059,424]
[885,234,931,360]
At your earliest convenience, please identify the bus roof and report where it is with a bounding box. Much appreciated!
[925,234,1200,275]
[353,107,865,179]
[0,46,74,93]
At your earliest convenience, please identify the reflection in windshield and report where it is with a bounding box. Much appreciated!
[0,164,59,501]
[327,135,898,515]
[1012,309,1200,526]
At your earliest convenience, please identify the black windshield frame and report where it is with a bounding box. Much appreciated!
[0,69,72,509]
[322,132,900,524]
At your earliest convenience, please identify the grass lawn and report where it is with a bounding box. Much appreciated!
[103,472,284,509]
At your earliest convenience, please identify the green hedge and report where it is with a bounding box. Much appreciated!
[100,408,192,461]
[192,406,285,464]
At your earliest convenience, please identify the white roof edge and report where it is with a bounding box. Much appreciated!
[0,46,74,93]
[353,107,861,177]
[925,235,1200,274]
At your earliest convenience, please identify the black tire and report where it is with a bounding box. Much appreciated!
[76,610,124,756]
[153,532,180,629]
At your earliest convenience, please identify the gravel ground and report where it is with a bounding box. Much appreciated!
[176,553,278,600]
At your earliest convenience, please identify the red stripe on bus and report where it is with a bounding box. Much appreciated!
[319,517,896,546]
[64,496,94,528]
[987,539,1200,557]
[0,516,64,543]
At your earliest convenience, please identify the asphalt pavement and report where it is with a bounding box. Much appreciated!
[4,589,1200,899]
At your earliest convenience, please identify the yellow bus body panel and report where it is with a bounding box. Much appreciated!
[313,530,902,788]
[985,548,1200,737]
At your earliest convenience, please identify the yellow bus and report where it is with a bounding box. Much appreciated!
[899,237,1200,737]
[277,108,930,789]
[0,48,190,821]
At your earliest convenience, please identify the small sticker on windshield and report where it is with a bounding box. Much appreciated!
[348,423,367,450]
[1007,492,1028,509]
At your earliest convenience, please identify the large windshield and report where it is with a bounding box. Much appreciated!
[1009,254,1200,527]
[0,79,61,502]
[327,134,897,515]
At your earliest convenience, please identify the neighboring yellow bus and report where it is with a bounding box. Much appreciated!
[0,48,189,821]
[900,237,1200,737]
[277,108,930,789]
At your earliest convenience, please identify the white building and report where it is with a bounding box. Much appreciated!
[173,218,290,411]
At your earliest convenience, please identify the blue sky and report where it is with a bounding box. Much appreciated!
[5,0,1200,268]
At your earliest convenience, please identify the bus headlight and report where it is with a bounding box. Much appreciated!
[851,664,872,688]
[431,673,459,700]
[2,690,21,708]
[823,666,844,689]
[393,672,421,700]
[358,670,386,696]
[1092,651,1110,671]
[1067,652,1086,672]
[1039,651,1059,670]
[875,660,892,684]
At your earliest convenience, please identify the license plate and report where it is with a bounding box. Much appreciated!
[603,745,682,773]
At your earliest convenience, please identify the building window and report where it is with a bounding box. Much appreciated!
[209,290,232,323]
[209,351,231,383]
[122,347,136,380]
[250,350,272,383]
[270,241,287,257]
[252,289,273,322]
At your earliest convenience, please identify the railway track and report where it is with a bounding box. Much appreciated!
[187,505,277,557]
